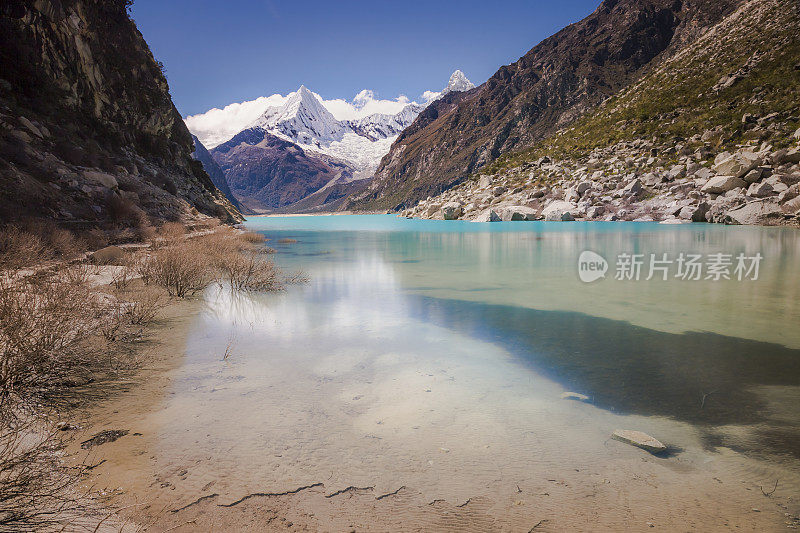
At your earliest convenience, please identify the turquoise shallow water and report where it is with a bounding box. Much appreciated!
[241,215,800,458]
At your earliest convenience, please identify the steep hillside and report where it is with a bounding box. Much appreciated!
[0,0,240,228]
[211,128,355,213]
[191,134,241,211]
[350,0,743,210]
[403,0,800,226]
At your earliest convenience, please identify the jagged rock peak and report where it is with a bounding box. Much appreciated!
[443,70,475,94]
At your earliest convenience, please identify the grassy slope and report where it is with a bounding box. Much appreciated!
[483,0,800,176]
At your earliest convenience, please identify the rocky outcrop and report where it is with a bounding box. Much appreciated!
[348,0,743,211]
[191,135,241,211]
[0,0,240,225]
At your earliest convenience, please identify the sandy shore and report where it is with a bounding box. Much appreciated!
[62,286,799,532]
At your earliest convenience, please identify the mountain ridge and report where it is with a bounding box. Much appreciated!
[347,0,744,211]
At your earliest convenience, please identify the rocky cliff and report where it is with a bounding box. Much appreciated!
[191,135,241,211]
[401,0,800,226]
[349,0,743,211]
[0,0,241,228]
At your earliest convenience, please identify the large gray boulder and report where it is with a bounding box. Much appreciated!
[724,200,784,225]
[542,200,577,221]
[441,202,463,220]
[678,202,710,222]
[746,181,773,198]
[712,150,761,178]
[701,175,747,194]
[498,205,538,221]
[473,209,501,222]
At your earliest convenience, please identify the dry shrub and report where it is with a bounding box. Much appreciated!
[0,419,88,531]
[0,227,46,271]
[139,240,213,298]
[0,275,108,408]
[215,248,280,292]
[121,286,166,326]
[240,231,265,244]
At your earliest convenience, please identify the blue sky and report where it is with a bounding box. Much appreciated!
[131,0,600,117]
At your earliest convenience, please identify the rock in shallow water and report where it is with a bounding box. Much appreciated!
[611,429,666,454]
[560,391,590,402]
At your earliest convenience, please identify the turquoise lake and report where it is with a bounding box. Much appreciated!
[141,215,800,526]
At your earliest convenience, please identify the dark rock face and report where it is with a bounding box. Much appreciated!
[191,135,241,211]
[211,128,355,213]
[0,0,240,224]
[350,0,742,211]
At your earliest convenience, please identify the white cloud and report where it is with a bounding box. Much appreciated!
[186,87,435,149]
[184,94,289,149]
[421,90,441,103]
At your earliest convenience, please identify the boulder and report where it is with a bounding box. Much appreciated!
[746,181,773,198]
[742,168,763,183]
[712,150,761,178]
[441,202,463,220]
[473,209,501,222]
[542,201,577,222]
[678,202,710,222]
[621,179,643,196]
[781,196,800,216]
[82,170,118,189]
[576,181,593,196]
[89,245,125,265]
[586,205,605,219]
[693,167,715,180]
[724,200,784,225]
[701,175,747,194]
[778,184,799,203]
[612,430,666,454]
[492,186,507,197]
[498,205,538,221]
[478,175,492,188]
[424,203,442,217]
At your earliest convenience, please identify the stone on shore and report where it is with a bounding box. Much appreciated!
[611,429,667,454]
[701,175,747,194]
[542,200,577,221]
[498,205,538,221]
[441,202,463,220]
[712,150,761,178]
[473,209,501,222]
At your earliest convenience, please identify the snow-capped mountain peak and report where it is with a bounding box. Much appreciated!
[253,85,345,144]
[443,70,475,95]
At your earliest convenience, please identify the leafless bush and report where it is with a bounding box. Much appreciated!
[119,286,166,326]
[0,275,108,410]
[215,249,280,292]
[139,241,214,298]
[0,418,89,532]
[240,231,265,244]
[0,227,46,271]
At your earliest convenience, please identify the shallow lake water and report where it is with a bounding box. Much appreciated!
[107,215,800,529]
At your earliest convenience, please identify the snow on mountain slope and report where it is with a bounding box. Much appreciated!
[187,71,475,179]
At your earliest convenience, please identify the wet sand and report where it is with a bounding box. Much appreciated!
[66,291,800,532]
